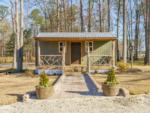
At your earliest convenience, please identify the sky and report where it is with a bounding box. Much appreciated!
[0,0,9,5]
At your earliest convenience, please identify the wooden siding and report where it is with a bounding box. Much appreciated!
[40,41,60,55]
[81,41,112,65]
[65,42,71,65]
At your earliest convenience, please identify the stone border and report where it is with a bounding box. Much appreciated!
[88,74,102,92]
[53,74,65,93]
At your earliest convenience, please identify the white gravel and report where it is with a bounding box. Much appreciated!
[0,94,150,113]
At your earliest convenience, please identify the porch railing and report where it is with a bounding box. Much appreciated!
[40,55,63,66]
[89,55,112,66]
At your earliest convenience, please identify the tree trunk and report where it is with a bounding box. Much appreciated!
[144,0,150,64]
[70,0,73,32]
[107,0,110,32]
[134,8,140,60]
[15,0,24,72]
[80,0,84,32]
[63,0,67,31]
[123,0,127,63]
[98,0,102,32]
[57,0,60,32]
[10,0,17,68]
[88,0,94,32]
[116,0,121,61]
[19,0,24,71]
[15,0,21,71]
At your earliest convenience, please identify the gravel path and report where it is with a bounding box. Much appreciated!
[52,73,101,98]
[0,95,150,113]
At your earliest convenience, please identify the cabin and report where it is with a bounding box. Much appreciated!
[34,32,116,74]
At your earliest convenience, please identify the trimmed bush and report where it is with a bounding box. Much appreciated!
[39,72,49,87]
[24,69,35,77]
[102,68,119,96]
[104,68,119,85]
[117,61,129,72]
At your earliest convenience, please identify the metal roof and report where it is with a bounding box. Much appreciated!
[35,32,116,38]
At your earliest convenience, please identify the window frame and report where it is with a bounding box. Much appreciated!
[58,42,66,53]
[85,41,93,53]
[89,41,93,52]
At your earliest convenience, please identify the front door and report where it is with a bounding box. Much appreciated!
[71,42,81,64]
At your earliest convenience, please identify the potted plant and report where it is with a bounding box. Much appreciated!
[36,72,53,99]
[102,68,119,96]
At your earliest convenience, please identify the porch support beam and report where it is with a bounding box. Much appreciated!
[35,40,41,66]
[112,40,116,67]
[62,42,66,72]
[87,42,90,74]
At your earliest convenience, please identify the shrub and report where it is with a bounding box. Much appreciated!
[117,61,129,72]
[104,68,119,85]
[39,72,49,87]
[25,69,35,77]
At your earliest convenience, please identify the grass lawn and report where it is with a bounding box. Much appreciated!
[0,74,58,105]
[93,71,150,95]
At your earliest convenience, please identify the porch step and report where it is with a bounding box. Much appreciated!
[64,66,87,72]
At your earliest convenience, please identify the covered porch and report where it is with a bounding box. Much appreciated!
[34,32,116,74]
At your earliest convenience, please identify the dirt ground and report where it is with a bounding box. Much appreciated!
[93,70,150,95]
[0,74,58,105]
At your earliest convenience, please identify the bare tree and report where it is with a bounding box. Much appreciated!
[107,0,110,31]
[80,0,84,32]
[9,0,17,68]
[57,0,60,32]
[134,3,140,60]
[70,0,73,32]
[116,0,121,61]
[88,0,94,32]
[144,0,150,64]
[14,0,24,71]
[123,0,127,63]
[62,0,67,31]
[98,0,102,32]
[19,0,24,71]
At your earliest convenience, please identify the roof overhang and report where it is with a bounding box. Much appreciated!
[34,32,117,41]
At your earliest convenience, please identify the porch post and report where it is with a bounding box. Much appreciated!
[87,43,90,74]
[112,40,116,67]
[36,40,41,66]
[62,42,66,72]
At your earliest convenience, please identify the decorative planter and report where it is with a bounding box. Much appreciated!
[36,86,53,99]
[102,83,119,96]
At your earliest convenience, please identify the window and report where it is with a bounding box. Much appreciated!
[89,42,93,52]
[85,41,93,53]
[59,42,65,53]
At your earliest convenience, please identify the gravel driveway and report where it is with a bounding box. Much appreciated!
[0,95,150,113]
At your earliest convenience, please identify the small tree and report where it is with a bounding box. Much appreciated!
[104,69,119,85]
[39,72,50,87]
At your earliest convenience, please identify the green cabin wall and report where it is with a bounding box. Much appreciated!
[81,41,112,65]
[40,41,60,55]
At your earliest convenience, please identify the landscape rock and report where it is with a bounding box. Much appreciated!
[118,87,130,97]
[22,94,30,102]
